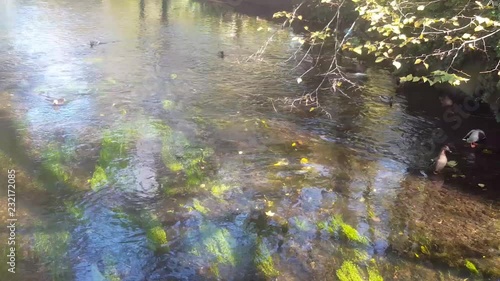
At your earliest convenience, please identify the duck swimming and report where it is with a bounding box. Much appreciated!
[379,95,393,107]
[462,129,486,148]
[52,98,66,106]
[431,145,452,174]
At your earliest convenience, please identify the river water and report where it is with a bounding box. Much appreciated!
[0,0,499,280]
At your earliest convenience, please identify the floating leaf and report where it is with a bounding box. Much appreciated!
[296,77,303,84]
[417,5,425,10]
[291,142,297,147]
[446,160,458,167]
[393,61,402,69]
[482,149,493,154]
[265,211,275,217]
[300,158,309,164]
[477,183,485,188]
[170,73,178,79]
[273,159,289,166]
[309,107,315,112]
[297,15,303,20]
[257,27,264,31]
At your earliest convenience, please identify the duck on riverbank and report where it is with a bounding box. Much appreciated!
[431,145,452,174]
[463,129,486,148]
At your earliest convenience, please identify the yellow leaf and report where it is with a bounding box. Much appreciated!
[300,158,309,164]
[393,61,402,69]
[170,73,178,79]
[257,27,263,31]
[265,211,275,217]
[462,33,471,39]
[273,159,289,166]
[375,57,385,63]
[292,142,296,147]
[474,25,484,32]
[453,21,460,26]
[424,63,429,69]
[297,15,303,20]
[415,59,422,64]
[309,107,315,112]
[304,26,309,31]
[352,46,363,55]
[296,77,303,84]
[478,183,485,188]
[417,5,425,11]
[447,160,458,167]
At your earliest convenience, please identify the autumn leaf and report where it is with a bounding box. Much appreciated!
[446,160,457,167]
[300,158,309,164]
[265,211,275,217]
[352,46,363,55]
[393,61,402,69]
[375,57,385,63]
[417,5,425,11]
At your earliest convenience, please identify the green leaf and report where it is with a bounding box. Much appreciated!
[415,59,422,64]
[393,61,401,69]
[375,57,385,63]
[424,63,429,69]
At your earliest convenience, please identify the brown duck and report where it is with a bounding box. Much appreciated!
[432,145,452,174]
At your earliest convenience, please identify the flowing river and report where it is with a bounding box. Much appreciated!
[0,0,499,280]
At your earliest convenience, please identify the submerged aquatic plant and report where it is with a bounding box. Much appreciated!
[193,199,209,215]
[88,129,135,191]
[255,239,279,278]
[147,226,168,250]
[327,216,369,245]
[210,183,231,198]
[34,230,72,280]
[89,165,108,191]
[200,225,237,267]
[367,261,384,281]
[40,144,71,185]
[63,200,84,220]
[336,260,364,281]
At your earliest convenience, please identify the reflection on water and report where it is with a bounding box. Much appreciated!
[0,0,499,280]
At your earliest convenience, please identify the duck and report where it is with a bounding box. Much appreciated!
[52,98,66,106]
[431,145,452,174]
[90,40,100,48]
[217,51,224,58]
[462,129,486,148]
[379,95,394,107]
[439,95,453,107]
